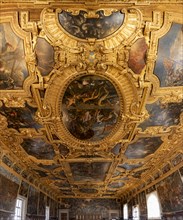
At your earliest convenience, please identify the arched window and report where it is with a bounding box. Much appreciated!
[132,205,139,220]
[146,191,161,219]
[123,203,128,220]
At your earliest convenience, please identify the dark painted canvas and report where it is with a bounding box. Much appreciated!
[118,163,143,170]
[0,173,19,212]
[38,164,60,171]
[27,185,39,215]
[172,153,183,166]
[111,143,121,155]
[35,37,54,76]
[70,162,111,181]
[55,181,70,188]
[50,199,57,217]
[62,75,120,141]
[108,181,124,189]
[132,169,148,178]
[21,138,55,160]
[58,10,124,39]
[2,155,13,167]
[0,102,42,131]
[19,180,29,197]
[0,23,28,89]
[38,192,47,215]
[34,169,48,177]
[157,171,183,212]
[0,166,20,184]
[61,189,75,196]
[138,191,147,217]
[154,23,183,87]
[128,200,133,219]
[79,188,98,194]
[128,38,148,74]
[125,137,163,159]
[58,143,70,157]
[179,166,183,177]
[139,100,183,131]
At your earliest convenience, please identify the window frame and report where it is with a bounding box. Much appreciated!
[14,195,27,220]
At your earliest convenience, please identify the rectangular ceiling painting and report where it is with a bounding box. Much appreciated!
[154,23,183,87]
[0,23,28,89]
[70,162,111,182]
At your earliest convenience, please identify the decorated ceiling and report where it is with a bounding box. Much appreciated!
[0,0,183,201]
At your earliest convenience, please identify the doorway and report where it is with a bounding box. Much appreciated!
[59,209,69,220]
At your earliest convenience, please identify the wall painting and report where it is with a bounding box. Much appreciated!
[0,173,19,212]
[27,185,39,215]
[157,171,183,212]
[19,180,29,198]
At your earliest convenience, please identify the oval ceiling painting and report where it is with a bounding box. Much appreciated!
[58,10,125,39]
[61,75,120,141]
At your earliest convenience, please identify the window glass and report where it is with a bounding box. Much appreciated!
[15,196,26,220]
[46,206,50,220]
[146,191,161,219]
[132,205,139,220]
[123,203,128,220]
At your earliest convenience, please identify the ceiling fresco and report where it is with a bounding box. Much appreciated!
[58,10,125,39]
[61,75,120,141]
[124,137,163,159]
[70,162,111,182]
[139,100,183,130]
[154,23,183,87]
[35,37,55,76]
[0,102,42,131]
[0,23,28,90]
[0,2,182,201]
[21,138,55,160]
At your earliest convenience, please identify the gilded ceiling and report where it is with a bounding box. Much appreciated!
[0,0,183,201]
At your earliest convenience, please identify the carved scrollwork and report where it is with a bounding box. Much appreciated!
[2,95,26,107]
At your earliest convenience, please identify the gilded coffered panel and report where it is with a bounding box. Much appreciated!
[0,2,183,200]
